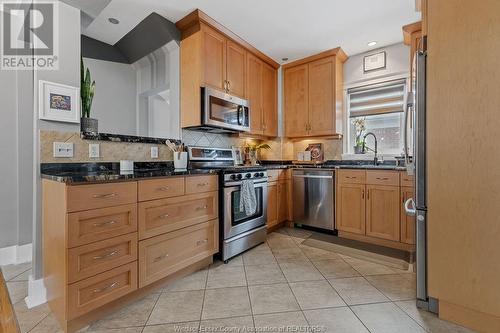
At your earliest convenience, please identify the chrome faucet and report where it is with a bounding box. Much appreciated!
[362,132,378,165]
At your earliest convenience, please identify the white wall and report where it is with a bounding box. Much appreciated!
[344,42,409,88]
[83,58,137,134]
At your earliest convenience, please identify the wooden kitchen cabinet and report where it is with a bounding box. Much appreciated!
[402,21,422,91]
[267,181,279,228]
[336,183,366,235]
[400,186,415,244]
[247,53,278,136]
[177,10,279,128]
[365,185,401,242]
[283,48,347,138]
[284,64,309,137]
[277,180,288,223]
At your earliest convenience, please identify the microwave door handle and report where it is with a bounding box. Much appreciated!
[237,105,243,126]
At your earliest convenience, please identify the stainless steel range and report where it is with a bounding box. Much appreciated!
[188,147,268,263]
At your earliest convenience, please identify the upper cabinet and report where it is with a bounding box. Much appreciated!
[283,48,347,138]
[176,10,279,135]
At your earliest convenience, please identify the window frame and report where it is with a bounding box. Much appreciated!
[343,75,409,160]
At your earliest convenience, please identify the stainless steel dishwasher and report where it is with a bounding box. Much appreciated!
[292,169,335,231]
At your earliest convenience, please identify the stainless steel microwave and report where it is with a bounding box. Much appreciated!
[200,87,250,133]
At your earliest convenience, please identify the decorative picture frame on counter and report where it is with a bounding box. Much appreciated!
[307,143,324,161]
[38,80,80,123]
[363,51,386,73]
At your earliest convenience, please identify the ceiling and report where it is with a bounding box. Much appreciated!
[73,0,421,62]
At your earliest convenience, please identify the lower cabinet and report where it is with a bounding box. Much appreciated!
[336,170,414,248]
[365,185,400,241]
[267,169,291,230]
[337,183,366,234]
[277,180,288,223]
[267,181,279,228]
[400,186,416,244]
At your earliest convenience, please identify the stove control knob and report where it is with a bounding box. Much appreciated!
[245,173,252,178]
[259,172,265,177]
[230,174,236,180]
[254,173,260,178]
[236,174,243,180]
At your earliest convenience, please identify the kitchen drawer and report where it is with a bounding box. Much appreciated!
[267,169,281,182]
[68,204,137,248]
[67,262,137,320]
[338,169,366,184]
[400,172,415,187]
[66,182,137,213]
[68,233,137,284]
[185,175,218,194]
[366,170,399,186]
[138,177,185,202]
[138,192,218,240]
[138,219,218,287]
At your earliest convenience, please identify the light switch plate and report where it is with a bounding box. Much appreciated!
[89,143,100,158]
[53,142,74,158]
[151,146,159,159]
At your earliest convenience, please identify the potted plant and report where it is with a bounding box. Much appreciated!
[80,58,97,135]
[244,142,271,165]
[352,118,366,154]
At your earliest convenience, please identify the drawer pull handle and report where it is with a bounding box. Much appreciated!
[93,281,119,294]
[93,250,119,260]
[93,220,116,227]
[346,176,357,179]
[196,239,208,246]
[196,205,208,211]
[93,193,117,199]
[158,213,169,219]
[154,254,169,262]
[157,186,170,191]
[197,183,209,187]
[376,177,389,180]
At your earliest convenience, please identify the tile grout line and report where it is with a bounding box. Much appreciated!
[196,264,210,332]
[140,291,163,332]
[241,254,257,333]
[392,300,432,333]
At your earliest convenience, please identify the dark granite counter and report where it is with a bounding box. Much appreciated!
[260,160,406,171]
[41,162,218,185]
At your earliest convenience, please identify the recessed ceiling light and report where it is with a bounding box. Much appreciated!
[108,17,120,24]
[367,41,377,47]
[282,57,289,62]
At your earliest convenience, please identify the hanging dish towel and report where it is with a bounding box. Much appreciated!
[239,179,257,216]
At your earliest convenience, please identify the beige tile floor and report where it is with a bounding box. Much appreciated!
[2,228,476,333]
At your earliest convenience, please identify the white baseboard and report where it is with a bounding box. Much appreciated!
[25,275,47,308]
[0,243,32,266]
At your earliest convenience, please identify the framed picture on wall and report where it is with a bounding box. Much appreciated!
[38,80,80,123]
[363,51,386,73]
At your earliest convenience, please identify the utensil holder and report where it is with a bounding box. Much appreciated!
[174,152,188,170]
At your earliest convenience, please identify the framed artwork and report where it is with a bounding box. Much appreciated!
[363,51,386,73]
[39,80,80,123]
[306,143,324,161]
[232,146,244,165]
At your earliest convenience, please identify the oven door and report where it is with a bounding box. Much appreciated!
[202,87,250,132]
[223,181,267,239]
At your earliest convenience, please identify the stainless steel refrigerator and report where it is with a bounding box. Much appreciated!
[404,37,438,313]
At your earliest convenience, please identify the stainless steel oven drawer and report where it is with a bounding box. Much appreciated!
[222,225,267,261]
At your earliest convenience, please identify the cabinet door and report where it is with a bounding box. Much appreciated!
[202,25,226,91]
[226,40,246,98]
[366,185,400,241]
[277,180,288,223]
[401,186,416,244]
[246,53,263,135]
[267,182,278,228]
[308,56,336,136]
[337,183,365,234]
[284,64,309,137]
[262,62,278,137]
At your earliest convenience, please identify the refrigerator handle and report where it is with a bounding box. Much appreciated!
[404,91,415,176]
[404,198,416,217]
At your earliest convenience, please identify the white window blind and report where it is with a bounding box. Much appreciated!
[348,79,406,117]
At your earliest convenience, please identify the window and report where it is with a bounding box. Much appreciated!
[346,79,407,155]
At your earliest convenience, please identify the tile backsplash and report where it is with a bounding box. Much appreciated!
[40,129,343,163]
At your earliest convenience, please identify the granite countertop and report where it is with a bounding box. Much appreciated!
[41,162,218,185]
[260,160,406,171]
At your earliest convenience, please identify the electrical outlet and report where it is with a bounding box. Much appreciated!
[53,142,74,158]
[151,146,159,159]
[89,143,100,158]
